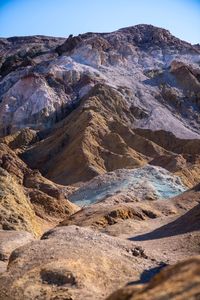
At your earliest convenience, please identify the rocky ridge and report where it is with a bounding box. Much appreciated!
[0,142,78,236]
[0,24,200,186]
[0,25,200,138]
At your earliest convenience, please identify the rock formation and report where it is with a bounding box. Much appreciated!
[0,24,200,186]
[0,142,78,236]
[0,24,200,300]
[106,256,200,300]
[0,226,155,300]
[0,25,199,138]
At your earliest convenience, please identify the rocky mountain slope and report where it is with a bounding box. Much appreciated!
[0,141,78,236]
[0,25,200,137]
[0,24,200,300]
[1,25,199,187]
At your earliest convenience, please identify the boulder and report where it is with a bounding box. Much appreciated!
[0,226,155,300]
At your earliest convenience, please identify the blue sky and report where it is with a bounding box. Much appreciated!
[0,0,200,43]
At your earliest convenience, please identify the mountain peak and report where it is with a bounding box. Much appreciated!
[115,24,190,48]
[118,23,171,34]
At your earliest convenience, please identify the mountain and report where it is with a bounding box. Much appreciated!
[0,24,200,300]
[1,24,200,187]
[0,25,200,138]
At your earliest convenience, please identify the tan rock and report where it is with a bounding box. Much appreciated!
[0,261,6,274]
[0,143,79,235]
[59,202,161,229]
[0,167,40,235]
[106,256,200,300]
[0,230,34,261]
[0,226,155,300]
[0,128,38,151]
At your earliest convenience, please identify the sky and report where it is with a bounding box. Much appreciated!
[0,0,200,44]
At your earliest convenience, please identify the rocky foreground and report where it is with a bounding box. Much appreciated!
[0,24,200,299]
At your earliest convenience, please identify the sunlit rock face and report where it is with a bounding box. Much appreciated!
[0,24,200,138]
[68,165,186,206]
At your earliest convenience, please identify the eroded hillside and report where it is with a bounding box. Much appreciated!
[0,25,200,300]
